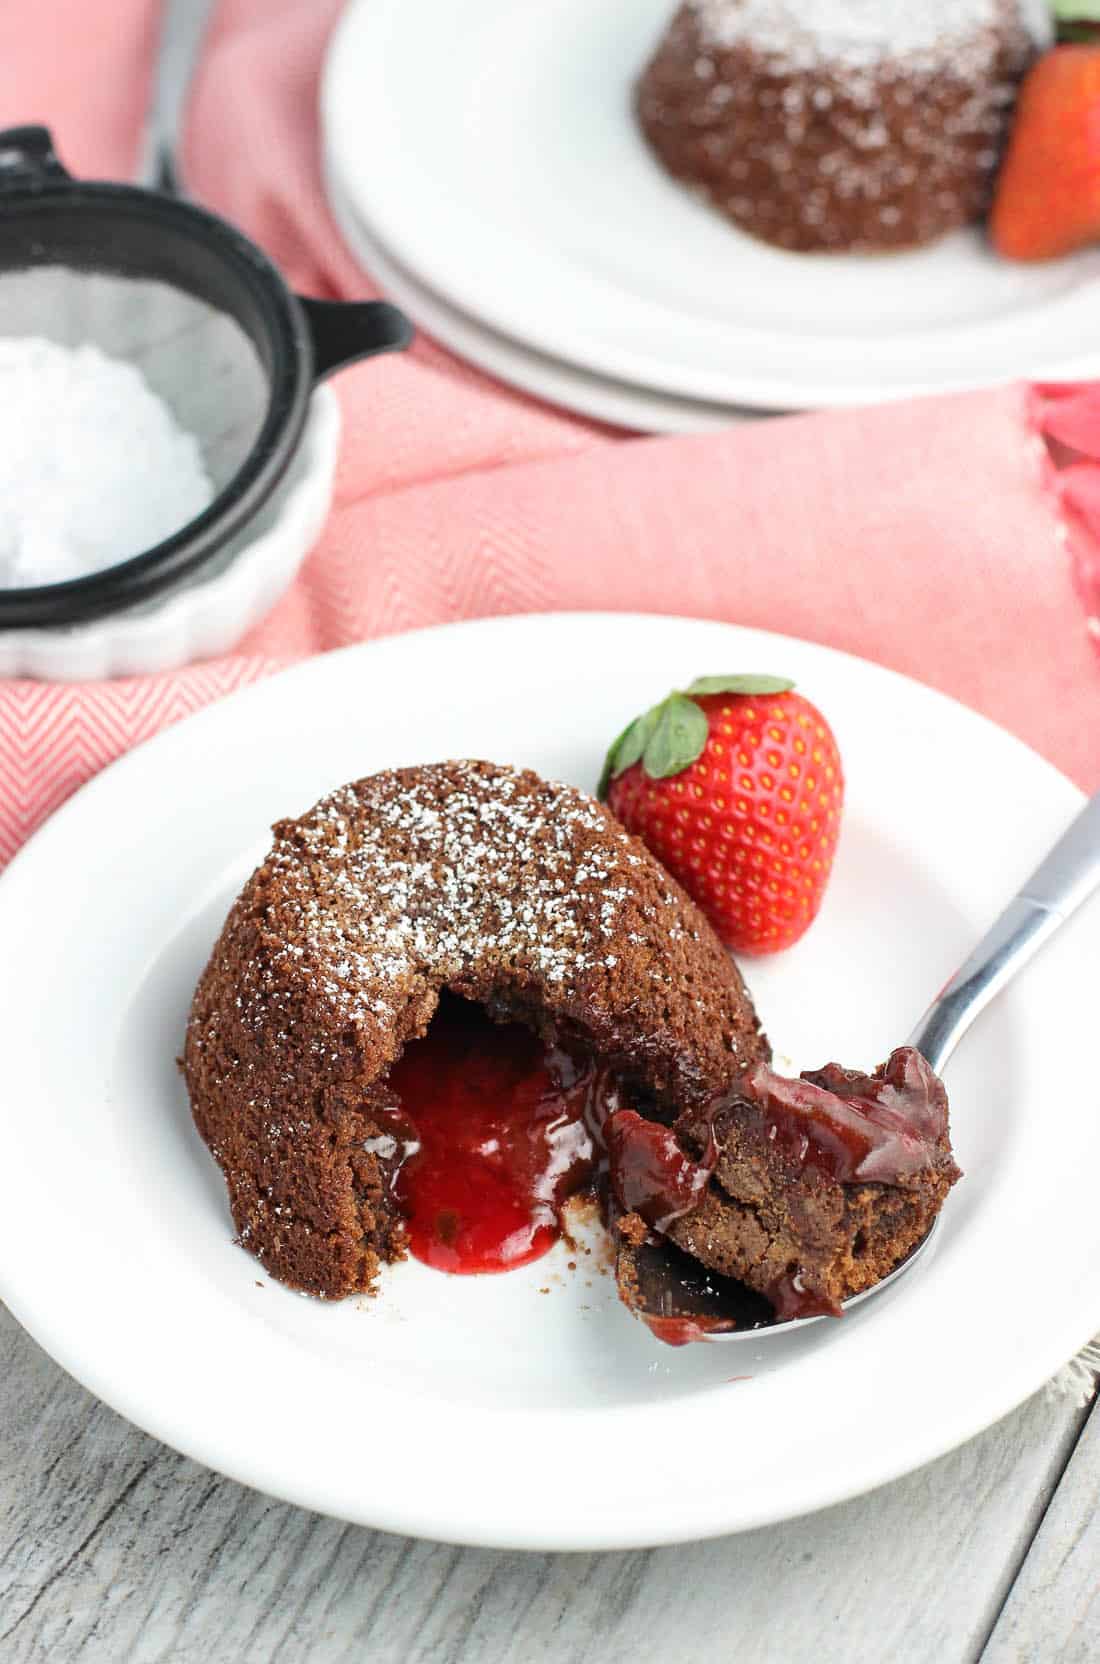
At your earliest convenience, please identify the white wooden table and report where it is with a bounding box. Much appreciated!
[0,1298,1095,1662]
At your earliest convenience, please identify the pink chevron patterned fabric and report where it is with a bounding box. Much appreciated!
[0,0,1098,872]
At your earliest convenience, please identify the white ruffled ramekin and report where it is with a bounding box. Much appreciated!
[0,386,340,681]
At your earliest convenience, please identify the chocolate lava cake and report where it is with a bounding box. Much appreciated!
[636,0,1051,253]
[185,759,960,1333]
[184,760,768,1299]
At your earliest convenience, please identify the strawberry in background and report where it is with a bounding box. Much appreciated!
[991,3,1100,260]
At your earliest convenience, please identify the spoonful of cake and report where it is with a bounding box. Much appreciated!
[615,788,1100,1344]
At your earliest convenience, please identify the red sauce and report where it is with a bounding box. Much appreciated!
[734,1047,946,1186]
[765,1270,843,1321]
[605,1109,715,1231]
[376,1000,948,1344]
[641,1314,731,1347]
[381,997,600,1274]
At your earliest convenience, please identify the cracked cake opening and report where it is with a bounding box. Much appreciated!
[376,993,608,1275]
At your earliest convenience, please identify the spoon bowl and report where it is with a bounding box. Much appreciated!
[699,1221,940,1344]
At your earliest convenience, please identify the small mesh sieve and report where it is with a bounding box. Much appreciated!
[0,125,412,628]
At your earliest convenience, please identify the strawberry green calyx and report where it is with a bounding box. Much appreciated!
[639,693,709,780]
[1055,0,1100,38]
[684,674,795,698]
[597,674,796,798]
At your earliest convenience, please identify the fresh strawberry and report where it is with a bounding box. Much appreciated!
[599,675,843,955]
[990,44,1100,261]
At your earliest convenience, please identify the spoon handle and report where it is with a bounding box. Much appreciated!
[136,0,219,194]
[908,791,1100,1074]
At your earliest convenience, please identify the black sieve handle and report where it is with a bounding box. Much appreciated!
[0,125,71,192]
[298,296,414,383]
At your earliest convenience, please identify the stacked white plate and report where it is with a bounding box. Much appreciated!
[321,0,1100,431]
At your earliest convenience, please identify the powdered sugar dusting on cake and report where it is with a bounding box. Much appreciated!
[639,0,1047,252]
[689,0,1051,69]
[261,761,680,1034]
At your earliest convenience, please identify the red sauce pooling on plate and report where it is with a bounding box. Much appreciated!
[641,1314,731,1347]
[382,997,599,1273]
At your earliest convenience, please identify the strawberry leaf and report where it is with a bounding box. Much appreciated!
[597,727,628,800]
[600,674,793,795]
[614,708,660,776]
[642,694,709,779]
[598,707,659,798]
[1054,0,1100,36]
[685,674,795,698]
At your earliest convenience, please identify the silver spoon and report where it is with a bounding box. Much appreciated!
[136,0,217,195]
[631,789,1100,1341]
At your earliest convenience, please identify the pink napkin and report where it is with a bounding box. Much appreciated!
[1,0,1098,869]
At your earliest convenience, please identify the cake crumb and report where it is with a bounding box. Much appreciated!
[617,1211,649,1248]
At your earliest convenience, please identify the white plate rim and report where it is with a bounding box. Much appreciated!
[323,156,752,434]
[0,611,1096,1551]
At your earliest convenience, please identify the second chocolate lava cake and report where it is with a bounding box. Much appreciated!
[636,0,1049,253]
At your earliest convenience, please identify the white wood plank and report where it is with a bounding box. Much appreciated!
[982,1398,1100,1664]
[0,1302,1089,1664]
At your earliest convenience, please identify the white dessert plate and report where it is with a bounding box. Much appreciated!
[0,613,1097,1551]
[322,0,1100,411]
[324,163,753,435]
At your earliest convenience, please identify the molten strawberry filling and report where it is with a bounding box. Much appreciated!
[381,997,602,1273]
[379,995,727,1277]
